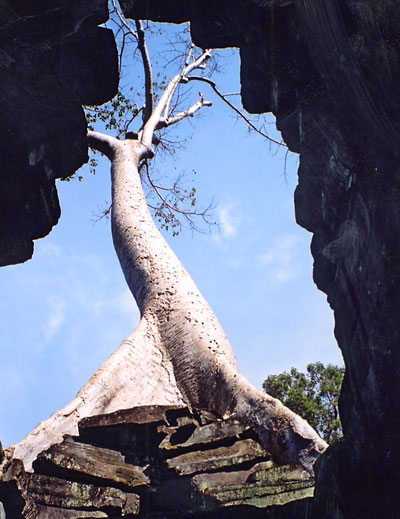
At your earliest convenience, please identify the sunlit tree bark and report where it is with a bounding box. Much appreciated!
[12,36,327,474]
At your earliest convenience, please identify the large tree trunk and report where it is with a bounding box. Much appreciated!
[11,136,327,473]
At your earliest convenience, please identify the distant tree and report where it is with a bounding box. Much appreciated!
[263,362,344,443]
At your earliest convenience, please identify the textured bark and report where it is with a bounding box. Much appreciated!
[116,2,400,515]
[12,311,185,470]
[11,136,326,475]
[108,139,327,472]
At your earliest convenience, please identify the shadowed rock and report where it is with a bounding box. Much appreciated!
[120,1,400,516]
[0,0,118,265]
[1,406,316,518]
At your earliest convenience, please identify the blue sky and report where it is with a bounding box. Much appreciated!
[0,24,342,448]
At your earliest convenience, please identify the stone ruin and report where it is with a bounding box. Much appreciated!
[1,1,400,517]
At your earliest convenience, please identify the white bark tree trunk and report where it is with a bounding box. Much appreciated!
[12,136,327,473]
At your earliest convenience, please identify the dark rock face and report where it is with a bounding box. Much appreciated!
[289,4,400,518]
[121,1,400,516]
[0,0,118,265]
[3,0,400,516]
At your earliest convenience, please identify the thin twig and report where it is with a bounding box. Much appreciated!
[143,162,215,232]
[119,32,128,74]
[188,76,286,147]
[145,165,197,217]
[111,0,138,39]
[141,49,211,149]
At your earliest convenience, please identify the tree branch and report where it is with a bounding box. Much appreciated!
[118,32,128,75]
[87,131,119,159]
[188,76,286,147]
[110,4,154,124]
[157,94,212,129]
[111,0,138,39]
[135,20,154,123]
[142,161,215,233]
[141,49,211,150]
[162,45,193,121]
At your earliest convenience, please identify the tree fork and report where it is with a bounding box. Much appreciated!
[9,42,327,474]
[11,133,327,473]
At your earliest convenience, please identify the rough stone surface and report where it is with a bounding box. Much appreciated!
[32,435,150,489]
[0,406,315,518]
[120,1,400,516]
[3,0,400,516]
[0,0,118,265]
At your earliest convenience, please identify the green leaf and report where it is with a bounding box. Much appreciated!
[263,362,344,443]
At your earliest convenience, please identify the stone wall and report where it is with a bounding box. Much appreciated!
[0,0,118,265]
[121,1,400,516]
[2,0,400,516]
[0,406,315,518]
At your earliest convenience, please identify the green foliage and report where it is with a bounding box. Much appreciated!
[86,90,140,135]
[82,18,214,234]
[262,362,344,443]
[85,90,141,176]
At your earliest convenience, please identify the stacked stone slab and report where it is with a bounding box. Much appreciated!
[0,406,314,518]
[3,1,400,517]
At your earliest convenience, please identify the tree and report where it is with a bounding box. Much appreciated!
[11,11,327,473]
[263,363,344,443]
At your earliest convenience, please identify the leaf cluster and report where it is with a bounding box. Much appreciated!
[86,90,140,137]
[153,185,197,235]
[262,362,344,443]
[83,10,216,234]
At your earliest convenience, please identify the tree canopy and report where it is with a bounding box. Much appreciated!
[262,362,344,443]
[82,6,285,234]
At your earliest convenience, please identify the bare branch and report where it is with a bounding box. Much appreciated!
[124,106,143,133]
[141,49,212,150]
[162,44,194,121]
[135,20,154,123]
[111,0,138,39]
[142,161,215,233]
[110,3,155,125]
[183,48,211,77]
[157,94,212,129]
[118,32,128,74]
[188,76,287,147]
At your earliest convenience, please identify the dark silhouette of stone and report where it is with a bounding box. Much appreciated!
[120,1,400,516]
[0,406,315,518]
[0,0,118,265]
[2,0,400,516]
